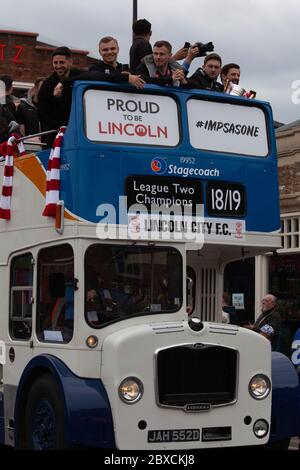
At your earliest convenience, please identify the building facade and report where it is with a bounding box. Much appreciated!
[0,29,96,95]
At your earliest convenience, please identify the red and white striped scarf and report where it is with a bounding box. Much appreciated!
[0,136,26,220]
[42,127,66,217]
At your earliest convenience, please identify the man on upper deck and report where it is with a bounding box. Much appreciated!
[38,47,81,147]
[130,19,153,74]
[186,53,224,92]
[136,40,187,86]
[221,63,241,86]
[90,36,123,74]
[88,36,145,88]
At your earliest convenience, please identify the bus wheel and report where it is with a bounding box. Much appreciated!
[24,374,66,450]
[265,438,290,450]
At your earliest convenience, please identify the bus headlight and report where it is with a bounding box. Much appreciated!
[118,377,144,404]
[249,374,271,399]
[253,419,269,439]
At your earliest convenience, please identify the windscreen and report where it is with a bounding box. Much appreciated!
[85,245,182,328]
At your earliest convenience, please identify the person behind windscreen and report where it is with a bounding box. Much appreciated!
[244,294,281,350]
[222,292,238,325]
[186,53,224,92]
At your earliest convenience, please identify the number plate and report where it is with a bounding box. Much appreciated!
[206,181,246,216]
[148,429,200,443]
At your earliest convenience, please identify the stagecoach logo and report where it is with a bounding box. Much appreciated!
[151,157,167,175]
[184,403,211,412]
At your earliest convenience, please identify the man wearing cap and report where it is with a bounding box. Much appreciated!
[38,47,81,147]
[244,294,281,350]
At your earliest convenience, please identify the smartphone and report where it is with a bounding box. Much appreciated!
[184,42,190,49]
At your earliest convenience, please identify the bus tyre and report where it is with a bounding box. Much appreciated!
[24,374,66,450]
[265,438,290,450]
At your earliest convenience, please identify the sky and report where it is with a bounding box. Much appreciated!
[1,0,300,124]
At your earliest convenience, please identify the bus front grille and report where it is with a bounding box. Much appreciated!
[156,344,237,408]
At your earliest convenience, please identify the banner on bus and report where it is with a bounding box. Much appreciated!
[95,195,246,243]
[84,89,180,146]
[125,214,246,242]
[187,99,268,157]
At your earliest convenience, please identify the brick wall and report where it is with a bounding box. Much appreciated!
[0,29,96,83]
[279,163,300,195]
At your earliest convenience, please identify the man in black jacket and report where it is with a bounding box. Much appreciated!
[130,19,152,74]
[89,36,145,89]
[38,47,81,148]
[0,75,18,120]
[244,294,281,350]
[187,53,224,92]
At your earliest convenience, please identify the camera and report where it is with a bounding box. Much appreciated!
[194,41,214,57]
[183,41,214,57]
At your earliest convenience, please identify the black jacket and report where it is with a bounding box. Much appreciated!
[16,98,40,135]
[89,60,123,74]
[38,69,82,130]
[62,70,130,86]
[253,308,281,350]
[130,37,152,74]
[187,67,224,92]
[38,68,81,147]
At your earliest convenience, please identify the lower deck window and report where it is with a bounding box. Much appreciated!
[9,253,33,340]
[37,244,74,343]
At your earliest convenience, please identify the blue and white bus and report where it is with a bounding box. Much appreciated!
[0,80,299,449]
